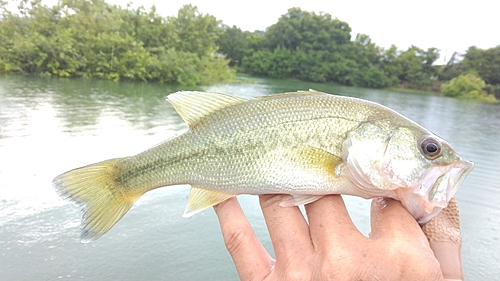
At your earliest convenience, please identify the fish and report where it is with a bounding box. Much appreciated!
[53,90,474,243]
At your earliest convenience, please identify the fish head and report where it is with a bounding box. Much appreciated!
[343,123,474,224]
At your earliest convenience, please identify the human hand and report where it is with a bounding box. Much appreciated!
[214,194,448,281]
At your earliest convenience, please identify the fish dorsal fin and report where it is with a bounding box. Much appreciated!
[252,90,327,100]
[167,91,247,127]
[182,186,235,217]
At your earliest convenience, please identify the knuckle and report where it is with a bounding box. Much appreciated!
[283,265,312,281]
[383,239,443,280]
[222,225,251,255]
[316,250,361,280]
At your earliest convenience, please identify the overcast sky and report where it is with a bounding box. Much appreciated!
[39,0,500,64]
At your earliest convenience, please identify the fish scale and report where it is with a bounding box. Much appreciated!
[53,90,473,242]
[119,94,363,193]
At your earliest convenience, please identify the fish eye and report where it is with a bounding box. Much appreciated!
[420,137,442,160]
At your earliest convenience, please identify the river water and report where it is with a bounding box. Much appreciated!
[0,75,498,280]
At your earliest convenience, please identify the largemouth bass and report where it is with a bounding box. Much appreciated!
[53,90,473,242]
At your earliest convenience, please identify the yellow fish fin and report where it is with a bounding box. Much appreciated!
[167,91,247,127]
[279,195,324,207]
[294,145,343,176]
[52,158,142,243]
[276,147,342,207]
[182,186,235,217]
[252,90,327,100]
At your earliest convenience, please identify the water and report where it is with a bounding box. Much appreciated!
[0,75,498,280]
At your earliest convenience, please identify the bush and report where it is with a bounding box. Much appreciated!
[441,73,497,102]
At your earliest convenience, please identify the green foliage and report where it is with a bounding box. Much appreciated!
[264,7,351,52]
[3,1,497,100]
[441,73,496,102]
[240,8,388,88]
[394,46,439,90]
[484,84,500,98]
[234,8,443,90]
[439,52,463,81]
[0,0,233,85]
[216,25,248,66]
[242,48,298,79]
[438,46,499,82]
[169,5,222,57]
[461,46,500,85]
[438,46,500,101]
[379,45,402,86]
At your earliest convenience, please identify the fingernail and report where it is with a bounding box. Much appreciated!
[374,197,387,209]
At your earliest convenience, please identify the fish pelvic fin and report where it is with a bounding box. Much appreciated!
[52,158,141,243]
[279,195,324,207]
[182,186,235,217]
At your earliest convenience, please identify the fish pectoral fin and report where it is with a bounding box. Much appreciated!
[293,146,343,177]
[279,195,324,207]
[182,187,235,217]
[167,91,248,127]
[276,147,341,207]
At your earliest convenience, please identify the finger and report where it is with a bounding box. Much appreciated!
[305,195,364,248]
[259,194,313,262]
[422,198,464,280]
[370,198,427,243]
[214,197,275,281]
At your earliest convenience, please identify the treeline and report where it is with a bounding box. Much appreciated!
[0,0,233,85]
[218,8,500,101]
[1,2,499,100]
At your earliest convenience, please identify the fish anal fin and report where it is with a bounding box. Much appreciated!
[167,91,247,127]
[182,186,235,217]
[279,195,324,207]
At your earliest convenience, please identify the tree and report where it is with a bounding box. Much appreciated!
[379,45,402,86]
[168,4,221,57]
[242,7,389,86]
[216,25,249,66]
[264,7,351,53]
[346,33,388,88]
[0,0,233,84]
[439,52,464,81]
[462,46,500,85]
[242,47,297,79]
[394,46,439,90]
[421,47,439,78]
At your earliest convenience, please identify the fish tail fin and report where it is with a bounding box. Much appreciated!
[53,158,141,243]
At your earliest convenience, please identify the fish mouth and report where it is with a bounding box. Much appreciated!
[413,158,474,224]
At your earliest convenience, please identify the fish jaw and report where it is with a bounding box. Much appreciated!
[398,158,474,224]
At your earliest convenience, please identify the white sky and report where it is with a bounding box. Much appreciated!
[26,0,500,63]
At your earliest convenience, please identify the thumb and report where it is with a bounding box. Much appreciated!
[370,197,428,241]
[421,198,464,280]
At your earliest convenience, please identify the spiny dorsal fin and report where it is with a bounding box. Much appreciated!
[252,89,327,100]
[167,91,248,127]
